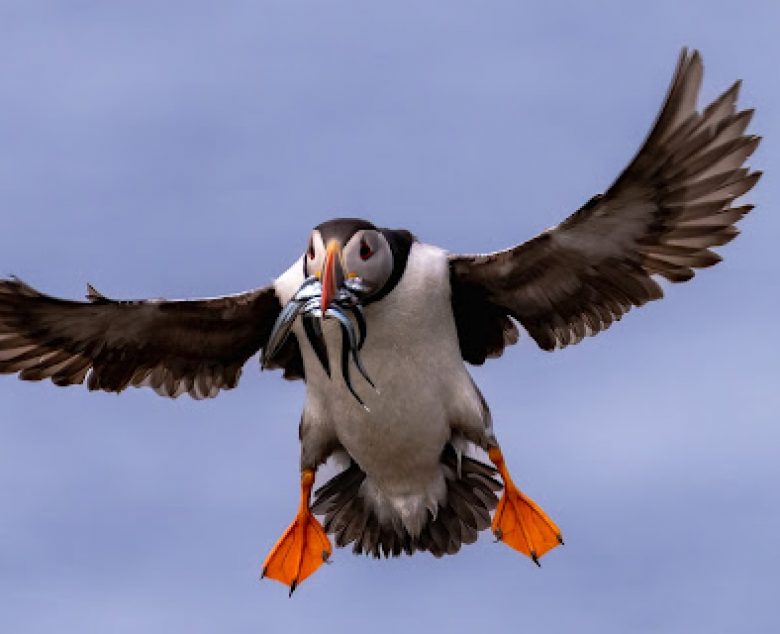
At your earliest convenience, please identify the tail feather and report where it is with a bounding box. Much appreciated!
[311,444,501,558]
[450,478,491,530]
[339,499,369,548]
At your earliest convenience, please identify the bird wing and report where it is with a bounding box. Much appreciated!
[0,277,303,398]
[449,48,760,361]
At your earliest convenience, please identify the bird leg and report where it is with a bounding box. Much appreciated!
[488,446,563,566]
[262,469,332,595]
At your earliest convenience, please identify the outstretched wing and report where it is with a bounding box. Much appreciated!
[0,278,303,398]
[450,49,760,361]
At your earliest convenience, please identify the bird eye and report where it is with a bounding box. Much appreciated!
[359,239,373,261]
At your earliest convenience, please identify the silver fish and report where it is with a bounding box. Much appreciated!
[262,277,377,407]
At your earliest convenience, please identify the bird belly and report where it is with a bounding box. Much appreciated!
[297,242,489,534]
[303,323,455,534]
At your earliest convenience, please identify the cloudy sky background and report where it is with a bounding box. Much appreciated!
[1,2,778,632]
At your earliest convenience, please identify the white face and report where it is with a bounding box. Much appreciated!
[305,228,394,296]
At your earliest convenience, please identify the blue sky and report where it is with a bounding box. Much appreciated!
[1,2,778,632]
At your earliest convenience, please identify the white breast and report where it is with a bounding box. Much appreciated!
[274,243,487,533]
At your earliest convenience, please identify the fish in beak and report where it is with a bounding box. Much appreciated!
[262,248,376,409]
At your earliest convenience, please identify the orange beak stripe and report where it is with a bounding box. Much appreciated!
[320,240,343,311]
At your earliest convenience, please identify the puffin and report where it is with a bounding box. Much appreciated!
[0,49,760,595]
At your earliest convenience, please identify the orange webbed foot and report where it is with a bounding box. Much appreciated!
[262,470,333,595]
[489,447,563,566]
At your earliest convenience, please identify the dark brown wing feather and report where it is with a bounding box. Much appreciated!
[0,278,301,398]
[450,48,760,355]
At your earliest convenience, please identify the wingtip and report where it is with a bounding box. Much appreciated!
[677,46,702,73]
[744,170,764,191]
[85,283,105,302]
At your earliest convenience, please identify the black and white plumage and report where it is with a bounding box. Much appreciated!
[0,49,760,586]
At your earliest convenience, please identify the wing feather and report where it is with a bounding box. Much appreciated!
[0,277,301,398]
[450,49,759,356]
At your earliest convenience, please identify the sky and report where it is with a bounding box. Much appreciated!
[0,1,778,632]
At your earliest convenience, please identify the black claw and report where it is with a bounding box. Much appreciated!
[557,534,565,545]
[260,565,267,579]
[289,579,298,597]
[322,550,331,563]
[531,551,541,567]
[493,528,503,543]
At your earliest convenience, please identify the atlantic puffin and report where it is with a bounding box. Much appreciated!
[0,49,760,594]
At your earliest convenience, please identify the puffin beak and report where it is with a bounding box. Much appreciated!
[320,240,345,311]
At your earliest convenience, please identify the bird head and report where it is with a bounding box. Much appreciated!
[304,218,396,311]
[262,218,414,407]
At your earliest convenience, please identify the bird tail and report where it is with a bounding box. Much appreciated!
[310,444,501,558]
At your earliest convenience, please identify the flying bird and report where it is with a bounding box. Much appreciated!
[0,49,760,595]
